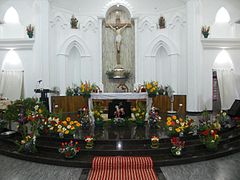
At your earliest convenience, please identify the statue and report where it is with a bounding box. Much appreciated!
[107,16,130,53]
[108,23,128,53]
[70,15,78,29]
[159,16,165,29]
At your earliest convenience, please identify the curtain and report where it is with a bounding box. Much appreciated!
[216,70,239,110]
[0,71,23,100]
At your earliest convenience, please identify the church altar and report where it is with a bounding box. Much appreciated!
[88,92,152,115]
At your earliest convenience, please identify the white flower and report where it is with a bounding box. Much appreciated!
[62,127,66,131]
[176,150,181,156]
[169,127,173,131]
[34,105,39,111]
[58,125,62,129]
[50,127,54,130]
[176,120,179,124]
[67,125,71,129]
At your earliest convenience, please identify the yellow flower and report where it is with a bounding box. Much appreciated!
[62,121,67,126]
[70,121,74,125]
[146,83,152,89]
[76,123,81,127]
[65,130,69,134]
[66,117,71,122]
[74,121,78,124]
[175,128,181,133]
[167,120,172,126]
[38,109,42,114]
[71,126,75,130]
[179,118,183,122]
[167,117,172,121]
[172,115,177,120]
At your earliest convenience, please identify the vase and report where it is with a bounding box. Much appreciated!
[85,142,94,149]
[202,32,209,38]
[27,32,33,38]
[148,93,157,98]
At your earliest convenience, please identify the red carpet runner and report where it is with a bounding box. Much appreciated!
[88,156,158,180]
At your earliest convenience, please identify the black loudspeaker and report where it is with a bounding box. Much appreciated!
[228,99,240,116]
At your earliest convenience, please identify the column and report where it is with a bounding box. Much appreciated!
[186,0,203,111]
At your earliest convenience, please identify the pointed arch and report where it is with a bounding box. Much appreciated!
[215,7,231,23]
[58,35,90,57]
[138,16,155,32]
[3,7,20,24]
[213,50,234,70]
[2,49,23,71]
[145,34,179,57]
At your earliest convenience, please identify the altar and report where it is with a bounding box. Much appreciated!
[88,92,151,114]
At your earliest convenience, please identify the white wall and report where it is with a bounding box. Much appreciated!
[0,0,240,111]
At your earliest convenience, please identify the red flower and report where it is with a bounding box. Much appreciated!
[201,130,209,136]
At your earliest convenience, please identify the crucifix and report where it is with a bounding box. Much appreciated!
[106,15,131,65]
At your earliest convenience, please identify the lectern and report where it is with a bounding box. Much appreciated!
[34,89,52,111]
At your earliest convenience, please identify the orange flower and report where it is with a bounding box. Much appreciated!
[66,117,71,122]
[172,115,177,120]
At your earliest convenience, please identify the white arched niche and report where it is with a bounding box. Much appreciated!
[156,47,171,86]
[144,35,179,92]
[1,7,24,38]
[0,49,24,100]
[57,35,91,94]
[66,47,81,87]
[212,50,238,110]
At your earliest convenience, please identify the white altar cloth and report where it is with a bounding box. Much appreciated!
[88,93,152,121]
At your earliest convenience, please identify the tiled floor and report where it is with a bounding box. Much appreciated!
[0,152,240,180]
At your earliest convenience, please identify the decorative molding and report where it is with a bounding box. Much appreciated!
[101,0,135,18]
[58,35,90,57]
[168,14,186,29]
[82,17,98,33]
[49,12,68,29]
[201,38,240,49]
[145,34,179,57]
[138,16,155,32]
[0,39,34,50]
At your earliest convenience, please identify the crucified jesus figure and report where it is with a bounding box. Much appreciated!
[108,23,128,53]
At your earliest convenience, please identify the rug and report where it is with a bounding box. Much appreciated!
[88,156,158,180]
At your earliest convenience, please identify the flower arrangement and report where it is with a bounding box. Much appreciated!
[85,136,94,149]
[80,81,96,98]
[216,110,234,130]
[147,107,161,128]
[165,115,195,137]
[92,102,104,126]
[144,81,159,97]
[151,136,159,149]
[132,102,146,126]
[170,137,185,156]
[16,135,37,153]
[78,107,90,129]
[201,25,210,38]
[198,121,221,151]
[26,24,34,38]
[57,116,81,137]
[39,116,60,135]
[58,140,80,158]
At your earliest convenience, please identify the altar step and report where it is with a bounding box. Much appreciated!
[0,127,240,168]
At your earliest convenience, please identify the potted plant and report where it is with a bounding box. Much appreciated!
[144,81,159,97]
[201,25,210,38]
[132,102,146,126]
[58,140,80,158]
[85,136,94,149]
[151,136,159,149]
[170,137,185,156]
[26,24,34,38]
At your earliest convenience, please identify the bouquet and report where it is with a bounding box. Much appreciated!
[198,121,221,151]
[57,116,81,137]
[147,107,161,128]
[26,24,34,33]
[151,136,159,149]
[16,134,37,153]
[144,81,159,97]
[80,81,97,98]
[78,107,90,129]
[165,115,195,137]
[201,25,210,38]
[58,140,80,158]
[92,102,104,126]
[216,110,234,130]
[85,136,94,149]
[132,102,146,126]
[170,137,185,156]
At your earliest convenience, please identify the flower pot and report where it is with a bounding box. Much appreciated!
[171,147,182,156]
[148,93,157,98]
[27,32,33,38]
[202,32,209,38]
[64,151,76,159]
[205,142,218,151]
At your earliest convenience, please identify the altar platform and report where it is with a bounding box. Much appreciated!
[0,123,239,168]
